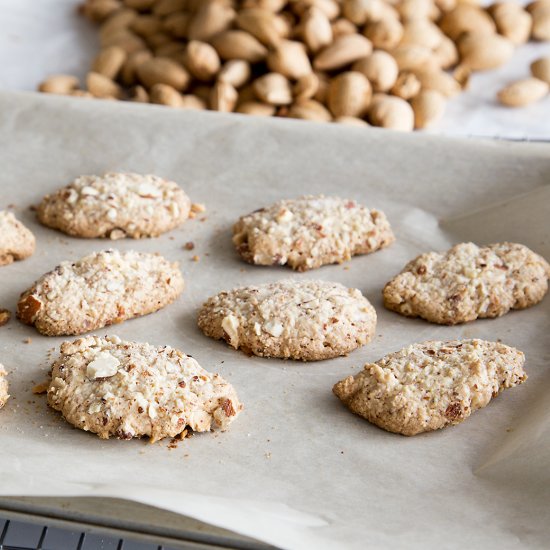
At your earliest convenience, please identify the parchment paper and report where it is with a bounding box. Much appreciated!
[0,91,549,550]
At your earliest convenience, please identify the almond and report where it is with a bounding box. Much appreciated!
[136,57,190,90]
[293,72,320,101]
[120,50,153,86]
[253,73,293,105]
[391,44,438,72]
[236,101,277,116]
[497,78,549,107]
[334,116,370,126]
[86,72,122,98]
[302,7,333,53]
[82,0,121,23]
[342,0,384,25]
[314,34,373,71]
[131,14,163,37]
[288,99,332,121]
[439,4,496,40]
[327,71,372,117]
[210,81,239,112]
[38,75,79,95]
[210,30,268,62]
[531,55,550,84]
[187,3,236,41]
[412,68,461,97]
[458,33,514,71]
[390,71,421,99]
[152,0,186,16]
[364,18,404,51]
[92,46,127,79]
[400,20,444,49]
[163,12,190,38]
[236,8,282,47]
[218,60,251,88]
[489,3,532,45]
[267,40,313,79]
[184,41,221,81]
[531,5,550,40]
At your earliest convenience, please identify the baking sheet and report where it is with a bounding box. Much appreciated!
[0,91,549,550]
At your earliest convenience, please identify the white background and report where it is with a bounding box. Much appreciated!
[0,0,549,137]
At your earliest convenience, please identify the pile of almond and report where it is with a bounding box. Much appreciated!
[38,0,550,131]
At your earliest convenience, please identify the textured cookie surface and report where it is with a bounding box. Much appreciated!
[47,335,242,442]
[233,196,395,271]
[37,172,191,239]
[198,279,377,361]
[383,242,550,325]
[0,364,8,409]
[333,339,526,436]
[0,210,35,266]
[18,249,184,336]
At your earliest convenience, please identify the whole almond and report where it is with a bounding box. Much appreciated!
[210,81,239,112]
[489,3,532,45]
[236,8,282,47]
[458,33,514,71]
[531,5,550,40]
[137,57,190,90]
[127,84,149,102]
[253,73,293,105]
[211,31,268,62]
[237,101,277,116]
[38,75,79,95]
[342,0,384,25]
[152,0,186,16]
[218,60,251,88]
[313,71,331,102]
[181,95,207,110]
[293,0,340,20]
[268,40,313,79]
[131,15,163,37]
[288,99,332,121]
[86,71,122,98]
[184,41,221,81]
[100,30,146,54]
[368,94,414,131]
[302,7,333,52]
[187,3,236,41]
[120,50,153,86]
[293,72,320,100]
[390,71,421,99]
[439,4,496,40]
[314,34,373,71]
[146,32,172,49]
[353,51,399,92]
[241,0,287,12]
[92,46,127,79]
[99,9,138,42]
[334,116,370,126]
[410,89,446,128]
[364,18,404,50]
[331,18,357,38]
[163,13,190,38]
[412,68,461,97]
[82,0,121,23]
[398,0,437,20]
[526,0,550,14]
[124,0,155,10]
[531,56,550,84]
[327,71,372,117]
[497,78,549,107]
[155,42,186,59]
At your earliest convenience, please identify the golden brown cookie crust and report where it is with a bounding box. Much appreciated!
[0,210,35,266]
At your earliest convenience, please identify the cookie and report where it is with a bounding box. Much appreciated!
[198,279,377,361]
[17,249,184,336]
[233,195,395,271]
[0,210,35,266]
[383,242,550,325]
[47,335,242,442]
[37,172,191,239]
[0,364,8,409]
[333,339,526,436]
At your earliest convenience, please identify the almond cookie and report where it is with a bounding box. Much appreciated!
[0,210,35,266]
[333,339,526,436]
[0,364,9,409]
[37,172,191,239]
[233,196,395,271]
[198,279,377,361]
[47,335,242,442]
[17,249,184,336]
[383,242,550,325]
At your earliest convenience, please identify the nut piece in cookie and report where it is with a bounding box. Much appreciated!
[0,364,9,409]
[47,335,242,442]
[0,309,10,327]
[383,242,550,325]
[0,210,35,266]
[233,195,395,271]
[198,279,377,361]
[37,172,192,239]
[17,249,184,336]
[333,339,526,436]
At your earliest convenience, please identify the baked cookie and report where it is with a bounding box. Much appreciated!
[233,195,395,271]
[333,339,526,436]
[198,279,377,361]
[0,210,35,266]
[383,242,550,325]
[0,364,8,409]
[18,249,184,336]
[47,335,242,442]
[37,172,191,239]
